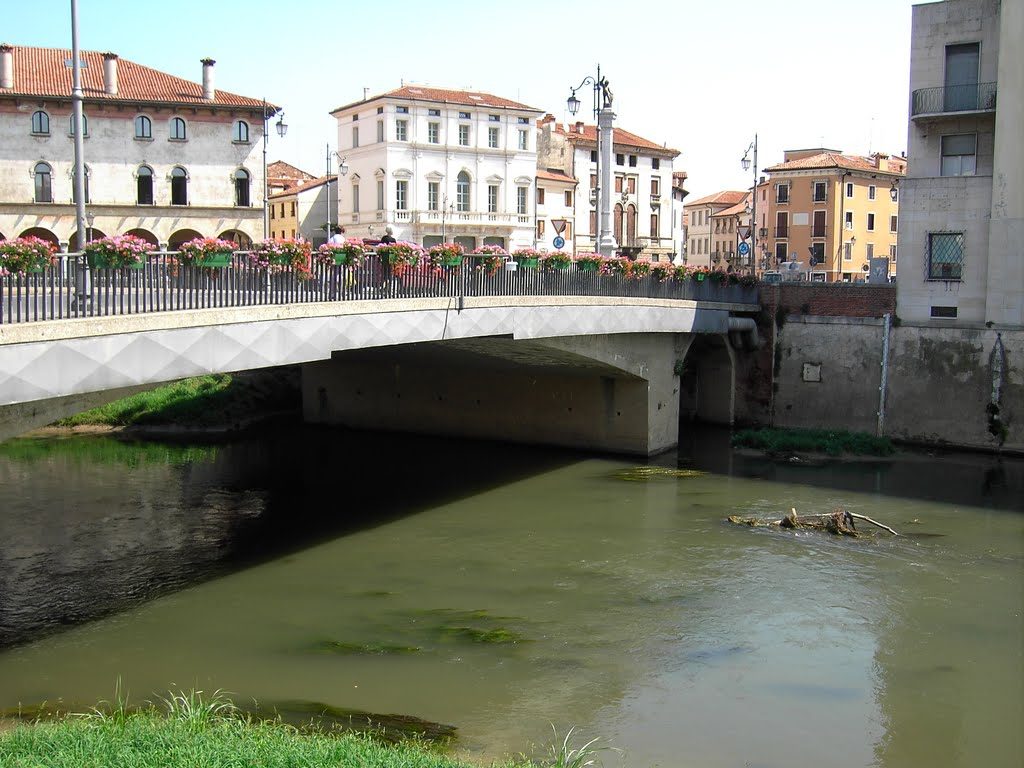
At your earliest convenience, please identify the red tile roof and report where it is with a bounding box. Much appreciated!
[553,121,679,156]
[331,85,541,114]
[0,46,272,110]
[764,151,905,175]
[536,168,577,184]
[687,190,748,206]
[268,161,315,184]
[268,175,335,200]
[713,193,752,218]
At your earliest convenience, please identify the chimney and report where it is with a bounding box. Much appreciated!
[102,52,118,95]
[574,121,584,133]
[201,57,216,100]
[540,113,556,125]
[0,44,13,90]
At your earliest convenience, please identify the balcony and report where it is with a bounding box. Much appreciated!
[911,82,997,120]
[417,210,525,228]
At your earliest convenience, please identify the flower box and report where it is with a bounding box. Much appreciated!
[178,237,238,269]
[577,261,599,272]
[428,242,465,268]
[517,257,539,269]
[196,252,233,268]
[83,234,154,270]
[88,253,145,270]
[0,236,58,275]
[440,255,463,267]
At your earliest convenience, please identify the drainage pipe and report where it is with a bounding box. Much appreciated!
[727,316,760,351]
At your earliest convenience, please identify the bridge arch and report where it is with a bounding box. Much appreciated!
[678,334,735,426]
[167,229,204,250]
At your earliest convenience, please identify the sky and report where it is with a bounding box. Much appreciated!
[7,0,920,197]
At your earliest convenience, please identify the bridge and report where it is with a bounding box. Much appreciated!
[0,252,760,453]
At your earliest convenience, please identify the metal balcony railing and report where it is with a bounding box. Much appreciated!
[911,82,997,117]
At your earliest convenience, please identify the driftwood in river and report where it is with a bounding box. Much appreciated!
[727,508,899,537]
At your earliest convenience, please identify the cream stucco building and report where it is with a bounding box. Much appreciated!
[897,0,1023,325]
[0,45,275,250]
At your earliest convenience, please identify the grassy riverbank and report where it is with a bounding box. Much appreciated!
[0,693,535,768]
[731,427,895,457]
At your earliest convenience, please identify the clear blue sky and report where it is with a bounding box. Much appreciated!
[8,0,919,197]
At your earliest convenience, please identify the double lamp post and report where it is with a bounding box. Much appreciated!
[567,66,617,257]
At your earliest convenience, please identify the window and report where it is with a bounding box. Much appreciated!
[652,158,660,170]
[868,185,877,201]
[170,166,188,205]
[615,153,624,166]
[428,122,439,143]
[291,201,296,217]
[650,212,659,236]
[590,150,597,163]
[458,125,470,146]
[136,165,153,205]
[270,206,275,220]
[488,126,499,148]
[775,242,788,262]
[427,181,439,211]
[845,210,854,229]
[846,182,854,198]
[31,110,49,135]
[941,134,977,176]
[812,210,826,238]
[456,171,470,211]
[867,213,876,231]
[133,115,152,139]
[775,211,788,238]
[614,176,623,193]
[890,215,898,233]
[809,242,825,265]
[537,220,545,238]
[279,203,285,217]
[944,43,980,110]
[428,108,441,117]
[844,242,852,260]
[565,190,572,207]
[487,184,499,213]
[352,126,360,147]
[628,155,637,167]
[396,106,409,114]
[377,120,384,142]
[590,173,597,189]
[232,120,249,143]
[517,187,528,215]
[33,162,52,203]
[775,183,789,203]
[565,221,572,238]
[489,114,500,122]
[813,181,827,202]
[376,180,385,209]
[396,180,408,210]
[651,177,661,195]
[928,232,964,280]
[377,106,384,114]
[518,129,528,150]
[627,177,636,195]
[590,210,597,235]
[395,120,408,141]
[69,113,89,136]
[458,111,470,119]
[352,183,359,213]
[537,188,545,205]
[169,117,186,141]
[866,243,875,259]
[234,169,250,206]
[890,244,897,263]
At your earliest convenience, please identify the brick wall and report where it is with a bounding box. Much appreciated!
[760,283,897,319]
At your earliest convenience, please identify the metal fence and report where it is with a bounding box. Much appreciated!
[1,252,759,326]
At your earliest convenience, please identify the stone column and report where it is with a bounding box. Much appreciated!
[597,109,618,256]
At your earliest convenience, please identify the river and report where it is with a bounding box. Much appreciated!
[0,425,1021,767]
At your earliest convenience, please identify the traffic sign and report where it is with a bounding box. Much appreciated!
[738,242,750,256]
[553,236,566,249]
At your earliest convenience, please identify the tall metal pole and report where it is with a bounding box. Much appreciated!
[262,99,269,239]
[70,0,89,307]
[594,64,602,253]
[326,143,332,237]
[751,133,758,273]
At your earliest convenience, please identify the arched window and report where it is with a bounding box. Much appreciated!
[134,115,152,139]
[137,165,154,205]
[33,162,53,203]
[456,171,471,212]
[72,165,90,204]
[31,110,50,135]
[232,120,249,143]
[234,169,250,207]
[68,113,89,137]
[169,117,187,141]
[170,166,188,206]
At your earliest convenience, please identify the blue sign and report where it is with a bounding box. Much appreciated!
[553,236,566,249]
[738,242,750,256]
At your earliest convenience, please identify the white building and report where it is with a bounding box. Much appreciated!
[329,86,543,251]
[537,115,681,260]
[0,45,275,250]
[535,168,577,252]
[897,0,1022,325]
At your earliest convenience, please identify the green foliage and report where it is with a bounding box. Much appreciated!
[731,427,896,457]
[0,435,214,467]
[56,375,235,427]
[545,726,614,768]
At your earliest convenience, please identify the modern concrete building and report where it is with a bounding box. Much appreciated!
[535,168,577,253]
[684,190,747,269]
[898,0,1022,325]
[268,175,336,245]
[537,115,680,261]
[0,45,276,249]
[329,86,543,251]
[760,149,905,282]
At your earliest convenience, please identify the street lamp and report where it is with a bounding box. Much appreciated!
[262,101,287,239]
[741,134,758,274]
[568,65,616,256]
[889,178,899,202]
[326,149,349,238]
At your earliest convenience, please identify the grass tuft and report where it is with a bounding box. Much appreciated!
[732,427,895,457]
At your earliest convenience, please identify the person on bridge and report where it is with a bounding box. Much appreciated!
[378,226,397,294]
[326,226,346,298]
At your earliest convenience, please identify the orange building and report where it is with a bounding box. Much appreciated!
[758,150,906,281]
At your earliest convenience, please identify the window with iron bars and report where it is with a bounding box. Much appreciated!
[927,232,964,281]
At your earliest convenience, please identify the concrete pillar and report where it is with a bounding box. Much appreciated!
[986,0,1024,325]
[597,109,617,256]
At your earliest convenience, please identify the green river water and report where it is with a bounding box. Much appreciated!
[0,426,1021,767]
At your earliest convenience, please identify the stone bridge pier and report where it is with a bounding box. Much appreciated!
[302,332,700,456]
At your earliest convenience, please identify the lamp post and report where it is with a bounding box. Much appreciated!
[262,101,287,239]
[741,135,758,274]
[889,178,899,202]
[568,65,616,256]
[440,194,454,243]
[326,148,349,239]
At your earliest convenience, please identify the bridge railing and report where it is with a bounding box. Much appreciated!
[0,251,759,326]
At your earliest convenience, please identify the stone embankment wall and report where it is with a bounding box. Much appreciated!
[739,283,1022,452]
